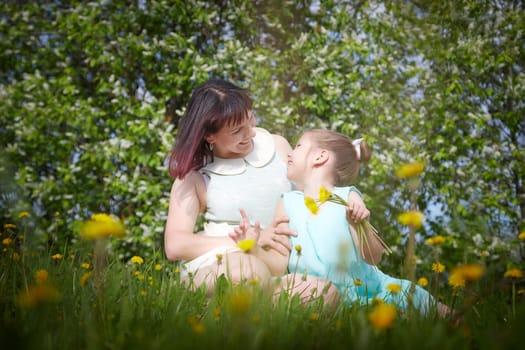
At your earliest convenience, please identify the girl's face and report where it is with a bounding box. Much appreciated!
[287,133,316,183]
[206,112,257,159]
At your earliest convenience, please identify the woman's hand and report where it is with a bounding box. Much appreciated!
[258,216,297,256]
[229,209,260,243]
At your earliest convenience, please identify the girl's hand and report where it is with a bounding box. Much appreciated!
[229,209,260,243]
[346,191,370,223]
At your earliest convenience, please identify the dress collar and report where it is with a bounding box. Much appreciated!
[201,127,275,175]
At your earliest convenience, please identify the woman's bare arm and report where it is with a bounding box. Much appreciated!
[164,171,235,261]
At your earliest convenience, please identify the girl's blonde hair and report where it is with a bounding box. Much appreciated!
[305,129,371,186]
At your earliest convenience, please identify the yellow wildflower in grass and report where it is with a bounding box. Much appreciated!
[504,268,523,279]
[4,223,16,230]
[304,196,319,214]
[51,253,63,261]
[453,264,484,283]
[448,272,466,289]
[187,315,205,334]
[295,244,302,255]
[140,290,147,297]
[213,308,221,320]
[18,211,30,218]
[227,288,251,315]
[216,253,223,264]
[518,231,525,240]
[237,239,256,253]
[81,263,91,270]
[17,284,60,307]
[130,255,144,265]
[386,283,402,294]
[80,213,126,240]
[368,303,396,331]
[310,313,320,321]
[2,238,13,246]
[354,278,363,286]
[432,262,445,273]
[154,264,162,271]
[417,277,429,287]
[397,211,424,228]
[425,235,445,246]
[518,289,525,295]
[134,271,145,280]
[35,269,49,284]
[12,252,20,260]
[319,186,331,203]
[80,272,92,287]
[395,162,425,179]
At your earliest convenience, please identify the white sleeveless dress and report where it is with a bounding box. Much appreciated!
[181,127,291,275]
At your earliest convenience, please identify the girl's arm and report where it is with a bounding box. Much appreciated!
[346,190,384,265]
[164,171,236,261]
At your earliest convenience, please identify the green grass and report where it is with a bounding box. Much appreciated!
[1,232,524,350]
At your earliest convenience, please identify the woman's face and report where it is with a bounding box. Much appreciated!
[206,112,257,159]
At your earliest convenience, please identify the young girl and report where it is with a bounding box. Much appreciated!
[231,129,448,315]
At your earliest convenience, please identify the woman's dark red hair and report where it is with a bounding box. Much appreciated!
[168,79,253,179]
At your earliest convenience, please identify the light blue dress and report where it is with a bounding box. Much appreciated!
[285,186,435,313]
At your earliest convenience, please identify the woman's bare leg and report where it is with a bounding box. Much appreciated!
[274,273,340,307]
[186,252,272,295]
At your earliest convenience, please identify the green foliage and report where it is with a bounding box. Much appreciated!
[0,0,523,271]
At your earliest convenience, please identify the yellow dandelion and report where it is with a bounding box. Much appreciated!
[80,272,92,287]
[304,196,319,215]
[216,253,223,264]
[517,289,525,295]
[154,264,162,271]
[295,245,302,255]
[4,223,16,229]
[354,278,363,286]
[18,211,30,218]
[237,239,256,253]
[134,271,145,280]
[504,268,523,279]
[395,162,425,179]
[130,256,144,265]
[368,303,396,331]
[213,308,221,320]
[372,297,384,305]
[397,211,424,228]
[140,290,147,297]
[386,283,402,294]
[81,263,91,270]
[51,253,63,261]
[2,238,13,246]
[417,277,428,287]
[12,252,20,260]
[35,269,49,284]
[310,313,320,321]
[187,315,205,334]
[227,288,251,314]
[453,264,484,283]
[518,231,525,240]
[80,213,126,240]
[425,235,445,246]
[448,272,466,289]
[432,262,445,273]
[319,186,331,203]
[17,284,60,307]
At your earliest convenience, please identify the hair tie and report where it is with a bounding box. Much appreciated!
[352,138,363,160]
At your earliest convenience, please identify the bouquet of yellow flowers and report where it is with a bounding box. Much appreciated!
[304,186,392,264]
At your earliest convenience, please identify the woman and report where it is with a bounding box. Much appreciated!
[164,79,369,304]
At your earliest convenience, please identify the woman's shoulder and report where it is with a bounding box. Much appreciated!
[171,170,207,204]
[270,132,292,161]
